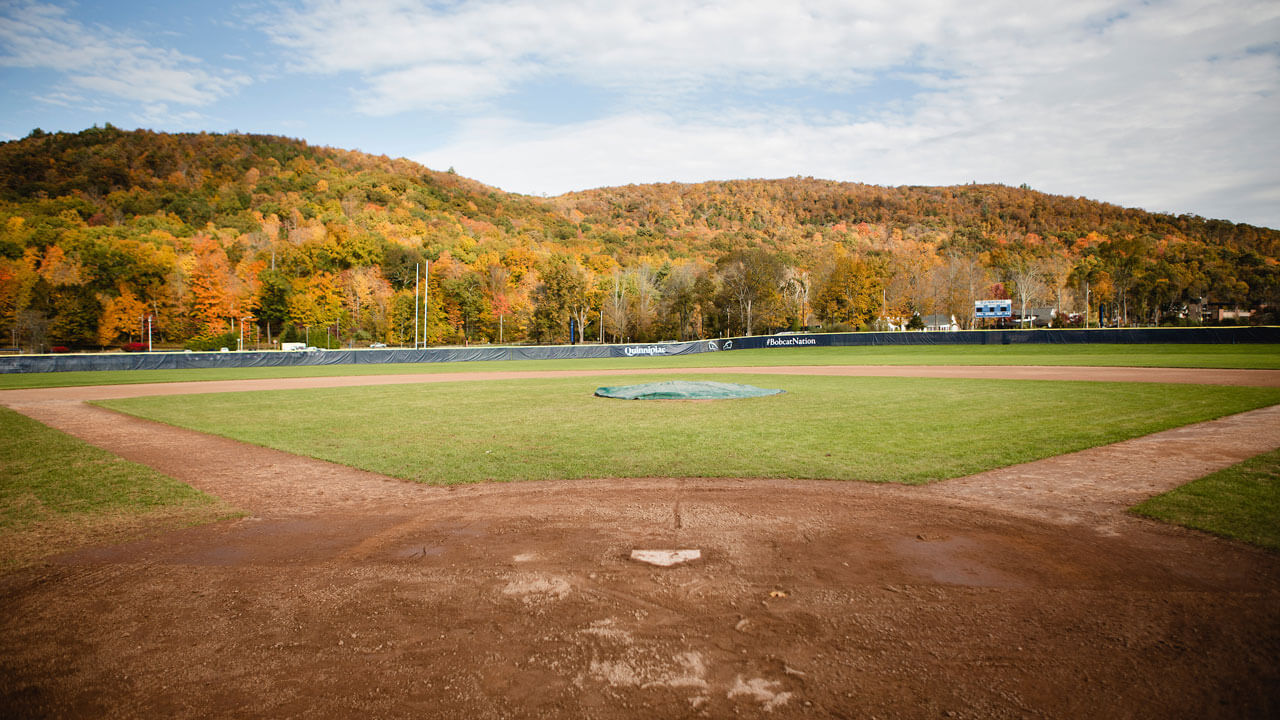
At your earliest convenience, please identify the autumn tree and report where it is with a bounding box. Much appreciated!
[602,271,630,342]
[530,255,586,343]
[441,271,487,344]
[813,250,882,328]
[287,272,344,346]
[186,234,237,337]
[780,266,811,330]
[484,260,513,342]
[1002,253,1051,326]
[98,286,148,345]
[661,262,703,340]
[254,270,292,343]
[885,238,940,317]
[1096,235,1152,326]
[716,248,782,336]
[628,265,660,341]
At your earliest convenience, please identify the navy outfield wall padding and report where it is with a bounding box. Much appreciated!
[722,326,1280,350]
[0,339,715,374]
[1,328,1276,374]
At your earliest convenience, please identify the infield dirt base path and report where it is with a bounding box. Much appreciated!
[2,365,1279,719]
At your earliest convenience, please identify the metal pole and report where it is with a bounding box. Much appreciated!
[413,263,420,349]
[1084,280,1090,329]
[147,315,152,351]
[423,260,429,347]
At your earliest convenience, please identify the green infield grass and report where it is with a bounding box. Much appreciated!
[0,406,238,568]
[2,343,1278,390]
[1132,448,1280,551]
[97,375,1280,486]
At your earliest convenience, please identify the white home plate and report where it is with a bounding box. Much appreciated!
[630,549,701,567]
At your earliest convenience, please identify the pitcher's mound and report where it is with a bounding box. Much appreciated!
[594,380,783,400]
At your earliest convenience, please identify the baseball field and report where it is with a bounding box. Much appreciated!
[2,344,1278,718]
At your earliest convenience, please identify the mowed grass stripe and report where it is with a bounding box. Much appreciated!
[97,375,1280,486]
[0,406,237,568]
[4,343,1279,390]
[1133,448,1280,551]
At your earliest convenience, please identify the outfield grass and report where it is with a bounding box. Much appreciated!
[1132,448,1280,551]
[98,375,1280,486]
[0,406,237,568]
[2,343,1278,390]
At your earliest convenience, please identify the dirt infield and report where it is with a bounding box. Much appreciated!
[2,366,1279,719]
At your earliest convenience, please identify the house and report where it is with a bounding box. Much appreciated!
[921,314,960,331]
[1019,307,1058,328]
[1202,303,1253,323]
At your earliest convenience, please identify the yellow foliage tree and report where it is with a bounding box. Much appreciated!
[98,287,148,345]
[187,235,236,336]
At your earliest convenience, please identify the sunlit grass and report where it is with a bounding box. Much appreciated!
[1133,448,1280,551]
[0,406,238,568]
[98,374,1280,486]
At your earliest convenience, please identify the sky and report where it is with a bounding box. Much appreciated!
[1,0,1278,228]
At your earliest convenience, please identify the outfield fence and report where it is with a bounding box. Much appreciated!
[723,326,1280,350]
[1,327,1276,374]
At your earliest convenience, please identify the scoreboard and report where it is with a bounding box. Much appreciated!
[975,300,1012,318]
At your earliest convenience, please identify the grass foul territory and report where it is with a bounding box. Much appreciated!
[1133,448,1280,551]
[98,375,1280,486]
[0,406,236,567]
[2,343,1278,390]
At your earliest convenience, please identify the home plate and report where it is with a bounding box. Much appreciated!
[630,549,701,567]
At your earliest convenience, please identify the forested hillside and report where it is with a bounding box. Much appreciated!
[1,126,1276,351]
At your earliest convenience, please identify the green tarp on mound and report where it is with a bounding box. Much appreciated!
[594,380,784,400]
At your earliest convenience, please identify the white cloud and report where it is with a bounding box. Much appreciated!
[0,1,248,107]
[358,63,518,115]
[266,0,1146,111]
[388,0,1280,226]
[420,58,1279,225]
